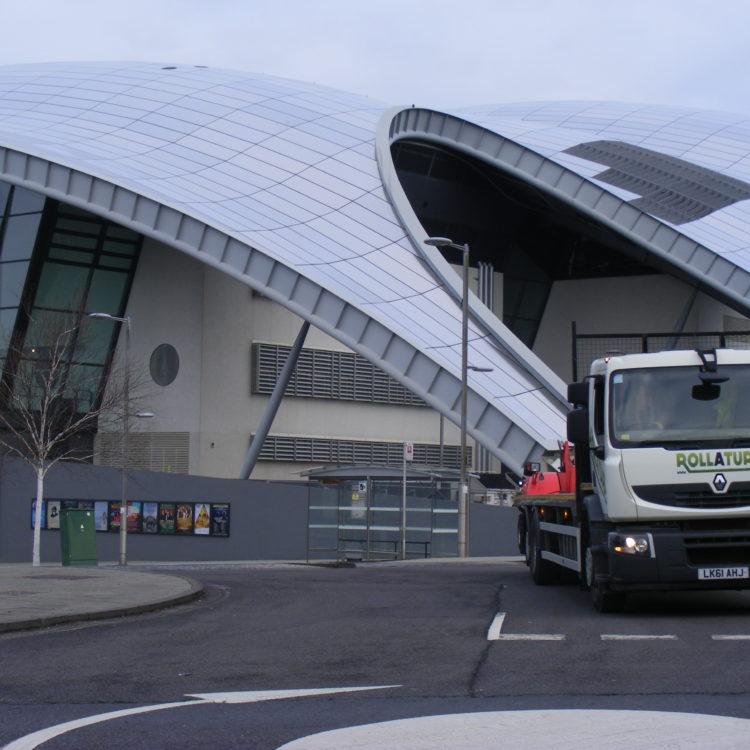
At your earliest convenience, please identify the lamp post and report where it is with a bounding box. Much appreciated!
[88,312,133,566]
[424,237,470,557]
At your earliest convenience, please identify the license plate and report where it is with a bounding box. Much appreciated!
[698,566,749,580]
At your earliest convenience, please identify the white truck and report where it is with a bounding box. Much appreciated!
[515,347,750,611]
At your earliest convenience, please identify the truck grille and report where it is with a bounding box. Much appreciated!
[684,536,750,566]
[634,482,750,509]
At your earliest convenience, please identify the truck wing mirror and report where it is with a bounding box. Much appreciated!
[567,407,589,444]
[567,381,589,407]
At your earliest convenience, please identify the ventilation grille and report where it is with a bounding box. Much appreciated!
[96,432,190,474]
[252,343,426,406]
[256,434,468,468]
[564,140,750,225]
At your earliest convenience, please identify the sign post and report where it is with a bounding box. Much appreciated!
[401,442,413,559]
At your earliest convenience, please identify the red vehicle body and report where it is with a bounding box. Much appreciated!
[518,442,576,497]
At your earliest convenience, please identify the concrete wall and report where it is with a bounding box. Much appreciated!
[106,238,455,481]
[0,457,519,564]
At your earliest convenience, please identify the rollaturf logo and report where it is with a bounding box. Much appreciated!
[713,473,728,493]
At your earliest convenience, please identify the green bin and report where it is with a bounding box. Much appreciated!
[60,508,98,566]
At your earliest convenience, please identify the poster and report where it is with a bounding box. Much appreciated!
[109,502,121,531]
[95,501,109,531]
[176,504,193,534]
[159,504,176,534]
[211,504,230,536]
[30,499,46,529]
[142,503,158,533]
[27,497,231,538]
[127,502,142,532]
[194,503,210,535]
[46,500,61,530]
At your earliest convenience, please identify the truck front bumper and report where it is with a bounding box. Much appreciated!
[603,525,750,593]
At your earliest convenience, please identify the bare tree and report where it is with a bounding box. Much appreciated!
[0,314,136,565]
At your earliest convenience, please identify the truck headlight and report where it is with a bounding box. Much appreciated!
[609,532,654,557]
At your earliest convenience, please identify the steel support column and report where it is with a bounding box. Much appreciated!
[240,321,310,479]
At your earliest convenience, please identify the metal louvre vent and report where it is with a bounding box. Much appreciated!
[96,432,190,474]
[252,343,426,406]
[564,140,750,225]
[255,434,467,468]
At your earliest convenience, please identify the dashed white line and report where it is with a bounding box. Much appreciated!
[601,634,677,641]
[487,615,750,643]
[711,634,750,640]
[494,634,566,641]
[486,612,565,641]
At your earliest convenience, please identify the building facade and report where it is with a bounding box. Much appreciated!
[1,63,749,483]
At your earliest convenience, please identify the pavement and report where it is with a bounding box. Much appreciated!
[0,563,204,633]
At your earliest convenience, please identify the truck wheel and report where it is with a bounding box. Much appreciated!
[585,543,626,612]
[528,512,559,585]
[581,542,593,591]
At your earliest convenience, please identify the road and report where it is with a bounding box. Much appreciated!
[2,559,750,748]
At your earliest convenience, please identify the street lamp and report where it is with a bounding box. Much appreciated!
[88,312,134,566]
[424,236,470,558]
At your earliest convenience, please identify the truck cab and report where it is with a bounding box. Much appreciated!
[568,348,750,610]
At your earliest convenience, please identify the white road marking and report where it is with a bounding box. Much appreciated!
[495,633,566,641]
[1,687,399,750]
[601,634,677,641]
[486,612,506,640]
[276,709,750,749]
[486,611,564,641]
[711,634,750,640]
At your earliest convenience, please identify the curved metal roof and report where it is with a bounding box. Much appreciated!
[3,63,750,473]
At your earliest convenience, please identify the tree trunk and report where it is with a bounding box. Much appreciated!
[32,466,44,566]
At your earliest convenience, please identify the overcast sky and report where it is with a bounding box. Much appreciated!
[2,0,750,115]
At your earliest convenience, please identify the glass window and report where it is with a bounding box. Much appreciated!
[0,308,18,357]
[0,181,10,214]
[0,260,30,307]
[10,186,45,215]
[1,213,41,260]
[49,248,96,264]
[610,365,750,447]
[85,269,128,315]
[65,364,103,411]
[51,232,98,250]
[35,263,88,311]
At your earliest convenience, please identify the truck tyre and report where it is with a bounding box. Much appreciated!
[585,543,626,613]
[528,512,559,585]
[579,520,592,590]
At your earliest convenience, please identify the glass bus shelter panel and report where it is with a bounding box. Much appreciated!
[306,482,340,561]
[306,477,460,561]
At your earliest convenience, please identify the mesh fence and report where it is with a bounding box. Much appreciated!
[573,330,750,380]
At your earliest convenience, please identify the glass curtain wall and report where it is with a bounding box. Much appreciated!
[0,181,141,416]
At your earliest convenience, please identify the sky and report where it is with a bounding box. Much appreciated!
[2,0,750,115]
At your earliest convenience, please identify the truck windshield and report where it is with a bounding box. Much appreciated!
[610,364,750,448]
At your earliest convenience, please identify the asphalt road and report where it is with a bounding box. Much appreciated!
[3,559,750,749]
